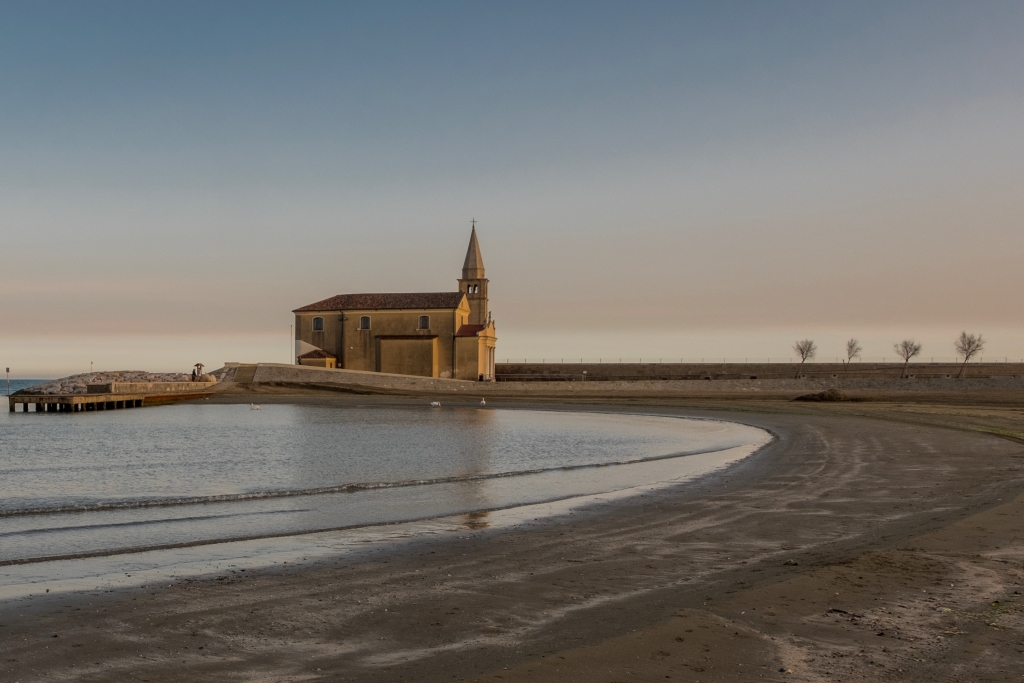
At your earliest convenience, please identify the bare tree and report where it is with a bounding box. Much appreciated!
[843,338,862,376]
[954,331,985,378]
[893,339,922,378]
[793,339,816,378]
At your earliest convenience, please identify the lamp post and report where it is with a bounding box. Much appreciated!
[5,368,9,397]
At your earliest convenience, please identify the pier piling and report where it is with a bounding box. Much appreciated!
[9,388,210,414]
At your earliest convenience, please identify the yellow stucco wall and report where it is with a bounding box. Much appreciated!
[454,322,497,380]
[378,338,438,377]
[454,337,479,381]
[299,357,336,368]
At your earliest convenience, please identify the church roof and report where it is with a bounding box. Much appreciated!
[455,324,487,337]
[294,292,466,312]
[297,348,336,359]
[462,227,485,279]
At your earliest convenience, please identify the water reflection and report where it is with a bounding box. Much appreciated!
[449,408,495,515]
[461,510,490,530]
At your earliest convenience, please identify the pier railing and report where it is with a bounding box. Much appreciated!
[498,357,1022,364]
[494,360,1024,382]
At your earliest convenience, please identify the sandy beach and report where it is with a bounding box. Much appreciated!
[8,4,1023,681]
[2,392,1023,682]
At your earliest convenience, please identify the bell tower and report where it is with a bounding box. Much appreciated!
[457,222,489,325]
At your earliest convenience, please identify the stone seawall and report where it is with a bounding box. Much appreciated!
[87,381,217,395]
[496,361,1024,381]
[239,363,1024,397]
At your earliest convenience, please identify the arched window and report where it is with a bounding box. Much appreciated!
[418,315,430,330]
[312,317,324,331]
[359,316,371,330]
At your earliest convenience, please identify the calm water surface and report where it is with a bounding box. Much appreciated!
[0,403,769,570]
[4,379,47,396]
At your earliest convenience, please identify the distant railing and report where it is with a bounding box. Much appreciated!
[498,357,1023,364]
[496,374,583,382]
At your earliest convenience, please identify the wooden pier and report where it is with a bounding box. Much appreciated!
[8,381,217,413]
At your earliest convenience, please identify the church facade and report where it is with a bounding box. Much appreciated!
[292,228,497,380]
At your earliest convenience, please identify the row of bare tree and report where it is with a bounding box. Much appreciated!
[792,332,985,379]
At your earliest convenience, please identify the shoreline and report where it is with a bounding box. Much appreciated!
[2,392,1023,681]
[0,404,769,574]
[0,438,765,602]
[219,362,1024,402]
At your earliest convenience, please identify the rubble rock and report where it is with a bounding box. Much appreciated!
[15,371,193,395]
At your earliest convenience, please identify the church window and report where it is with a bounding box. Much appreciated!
[418,315,430,330]
[359,316,371,330]
[312,317,324,331]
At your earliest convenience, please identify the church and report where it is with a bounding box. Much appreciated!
[292,227,497,380]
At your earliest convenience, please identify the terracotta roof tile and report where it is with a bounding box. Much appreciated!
[456,324,487,337]
[297,349,336,359]
[294,292,465,312]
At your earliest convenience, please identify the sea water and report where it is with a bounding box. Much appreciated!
[4,379,47,396]
[0,403,769,592]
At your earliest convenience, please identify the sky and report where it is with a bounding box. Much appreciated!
[2,2,1023,377]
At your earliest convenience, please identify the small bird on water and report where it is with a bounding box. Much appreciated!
[480,398,486,405]
[430,401,441,407]
[250,403,261,410]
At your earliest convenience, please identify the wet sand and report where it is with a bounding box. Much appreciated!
[2,394,1023,682]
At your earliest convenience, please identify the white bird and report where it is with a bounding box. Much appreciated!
[480,398,486,405]
[430,401,441,407]
[250,403,261,410]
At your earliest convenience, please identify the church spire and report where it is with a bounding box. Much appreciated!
[462,222,485,280]
[459,222,489,325]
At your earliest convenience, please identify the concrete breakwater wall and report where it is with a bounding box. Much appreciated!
[86,381,217,394]
[232,363,1024,397]
[495,362,1024,381]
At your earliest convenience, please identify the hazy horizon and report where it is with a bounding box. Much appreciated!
[3,2,1022,377]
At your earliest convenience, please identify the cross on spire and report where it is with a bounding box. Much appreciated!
[471,218,476,229]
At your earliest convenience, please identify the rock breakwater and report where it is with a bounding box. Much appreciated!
[18,371,192,395]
